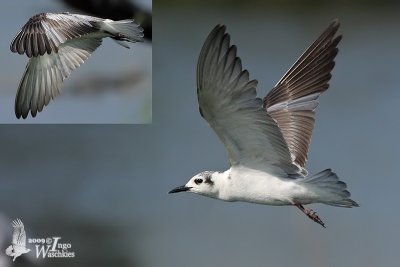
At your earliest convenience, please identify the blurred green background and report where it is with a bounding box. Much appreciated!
[1,0,400,267]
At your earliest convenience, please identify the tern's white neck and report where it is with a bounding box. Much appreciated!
[208,169,233,201]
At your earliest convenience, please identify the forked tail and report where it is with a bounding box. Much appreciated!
[304,169,359,207]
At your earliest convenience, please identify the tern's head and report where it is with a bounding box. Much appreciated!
[169,171,218,197]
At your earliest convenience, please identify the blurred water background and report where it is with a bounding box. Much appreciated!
[1,0,400,267]
[0,0,151,123]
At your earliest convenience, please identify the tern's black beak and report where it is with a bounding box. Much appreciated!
[168,185,191,194]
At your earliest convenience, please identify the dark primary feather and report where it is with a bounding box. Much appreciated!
[10,13,97,58]
[263,19,341,170]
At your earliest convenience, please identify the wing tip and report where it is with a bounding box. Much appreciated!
[214,24,226,31]
[209,24,227,41]
[10,42,17,53]
[11,218,24,227]
[327,19,341,41]
[330,18,340,28]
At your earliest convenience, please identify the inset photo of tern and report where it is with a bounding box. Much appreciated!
[169,20,358,228]
[2,6,151,123]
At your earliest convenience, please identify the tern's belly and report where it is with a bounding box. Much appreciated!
[220,169,305,206]
[230,193,292,206]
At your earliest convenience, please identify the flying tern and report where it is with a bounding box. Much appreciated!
[169,20,358,227]
[10,12,144,119]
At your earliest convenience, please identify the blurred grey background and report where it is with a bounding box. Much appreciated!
[0,0,151,123]
[1,0,400,267]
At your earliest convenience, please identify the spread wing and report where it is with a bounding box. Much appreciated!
[10,13,98,58]
[264,20,341,171]
[15,37,102,118]
[11,219,26,246]
[197,25,301,176]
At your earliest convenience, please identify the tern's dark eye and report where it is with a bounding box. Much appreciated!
[194,178,203,185]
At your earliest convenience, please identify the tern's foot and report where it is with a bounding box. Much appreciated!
[294,204,326,228]
[304,209,325,228]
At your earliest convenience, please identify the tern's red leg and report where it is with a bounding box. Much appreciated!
[294,203,326,228]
